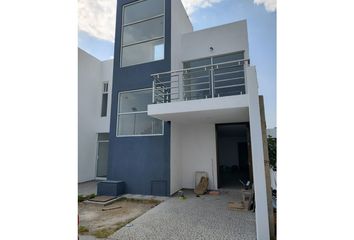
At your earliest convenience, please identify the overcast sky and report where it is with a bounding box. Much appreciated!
[78,0,276,128]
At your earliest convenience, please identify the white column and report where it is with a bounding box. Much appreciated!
[246,66,270,240]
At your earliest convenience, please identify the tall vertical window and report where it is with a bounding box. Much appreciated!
[101,82,109,117]
[96,133,109,178]
[121,0,165,67]
[117,89,163,136]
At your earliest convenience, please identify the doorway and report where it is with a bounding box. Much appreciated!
[216,123,252,189]
[96,133,109,178]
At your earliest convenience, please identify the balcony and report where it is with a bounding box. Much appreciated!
[148,59,257,124]
[152,59,250,104]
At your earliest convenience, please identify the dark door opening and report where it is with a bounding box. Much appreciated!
[216,123,252,189]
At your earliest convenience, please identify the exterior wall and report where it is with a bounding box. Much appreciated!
[170,122,218,194]
[78,48,113,183]
[108,0,172,196]
[247,66,270,240]
[78,49,101,183]
[181,123,218,190]
[170,122,183,194]
[170,0,193,101]
[97,60,113,133]
[171,0,193,71]
[181,20,249,62]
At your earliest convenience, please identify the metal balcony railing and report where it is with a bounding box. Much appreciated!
[152,59,250,104]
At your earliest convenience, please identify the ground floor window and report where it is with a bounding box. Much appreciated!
[96,133,109,178]
[116,88,163,136]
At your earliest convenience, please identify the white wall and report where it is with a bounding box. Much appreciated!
[78,49,101,183]
[170,122,218,194]
[181,20,249,62]
[171,0,193,71]
[170,122,183,194]
[170,0,193,101]
[78,48,113,183]
[247,66,270,240]
[181,123,217,190]
[97,59,113,133]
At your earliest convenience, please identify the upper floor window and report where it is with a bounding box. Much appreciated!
[117,89,163,136]
[101,82,109,117]
[121,0,165,67]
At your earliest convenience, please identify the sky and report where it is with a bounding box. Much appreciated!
[78,0,276,128]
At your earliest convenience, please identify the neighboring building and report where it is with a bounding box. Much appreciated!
[78,48,113,183]
[267,127,277,138]
[90,0,272,239]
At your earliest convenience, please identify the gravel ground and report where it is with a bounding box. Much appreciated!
[110,189,256,240]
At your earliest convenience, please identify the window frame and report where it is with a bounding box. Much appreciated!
[116,88,164,137]
[101,82,109,117]
[120,0,166,67]
[96,133,109,179]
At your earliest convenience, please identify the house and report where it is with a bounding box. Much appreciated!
[78,48,113,183]
[96,0,272,239]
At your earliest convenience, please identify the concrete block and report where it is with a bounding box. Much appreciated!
[97,180,125,196]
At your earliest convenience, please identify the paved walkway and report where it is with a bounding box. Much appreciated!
[110,189,256,240]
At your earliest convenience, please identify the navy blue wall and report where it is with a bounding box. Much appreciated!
[108,0,171,196]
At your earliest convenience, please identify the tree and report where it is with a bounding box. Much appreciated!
[268,136,277,170]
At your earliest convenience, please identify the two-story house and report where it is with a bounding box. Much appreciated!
[78,48,113,183]
[96,0,271,239]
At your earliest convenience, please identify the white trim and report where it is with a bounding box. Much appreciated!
[123,13,164,27]
[95,177,107,181]
[100,82,109,117]
[95,133,109,178]
[117,133,164,138]
[118,110,148,115]
[103,82,109,93]
[122,36,165,48]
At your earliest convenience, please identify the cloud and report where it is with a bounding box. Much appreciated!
[78,0,117,42]
[78,0,224,42]
[254,0,276,12]
[181,0,223,15]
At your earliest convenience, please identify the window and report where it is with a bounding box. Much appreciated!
[121,0,165,67]
[101,82,109,117]
[117,89,163,136]
[96,133,109,178]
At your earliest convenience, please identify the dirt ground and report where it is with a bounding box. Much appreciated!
[79,198,160,238]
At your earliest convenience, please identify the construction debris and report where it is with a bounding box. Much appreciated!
[194,176,209,195]
[208,191,220,196]
[228,201,245,210]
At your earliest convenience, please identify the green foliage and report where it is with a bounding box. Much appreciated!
[78,226,89,233]
[116,197,161,205]
[78,193,96,202]
[93,228,115,238]
[93,218,137,238]
[268,136,277,170]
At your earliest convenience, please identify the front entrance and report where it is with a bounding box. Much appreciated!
[96,133,109,178]
[216,123,252,189]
